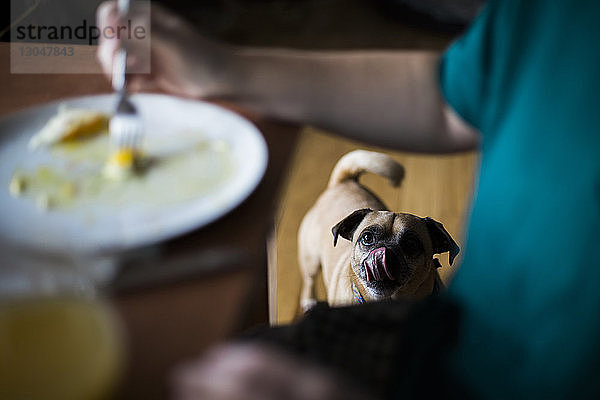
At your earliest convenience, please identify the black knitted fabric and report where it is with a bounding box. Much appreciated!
[244,297,475,400]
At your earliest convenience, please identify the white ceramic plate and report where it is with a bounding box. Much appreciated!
[0,94,268,255]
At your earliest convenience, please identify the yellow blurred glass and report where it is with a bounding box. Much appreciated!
[0,251,124,400]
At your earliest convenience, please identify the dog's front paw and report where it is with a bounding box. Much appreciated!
[300,298,318,313]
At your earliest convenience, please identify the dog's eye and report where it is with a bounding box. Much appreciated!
[361,231,375,246]
[401,235,422,256]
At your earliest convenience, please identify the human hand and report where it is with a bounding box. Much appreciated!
[96,1,233,98]
[171,343,376,400]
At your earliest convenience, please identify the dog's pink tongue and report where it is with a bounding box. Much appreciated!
[365,247,395,282]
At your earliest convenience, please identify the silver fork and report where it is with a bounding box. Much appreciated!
[109,0,143,156]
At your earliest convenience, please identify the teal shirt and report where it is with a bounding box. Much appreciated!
[440,1,600,398]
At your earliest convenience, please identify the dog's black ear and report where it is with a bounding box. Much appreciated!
[332,209,372,247]
[423,217,460,265]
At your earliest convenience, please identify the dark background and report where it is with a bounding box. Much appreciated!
[2,0,483,48]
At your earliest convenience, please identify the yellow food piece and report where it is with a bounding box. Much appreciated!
[61,114,108,142]
[29,106,109,149]
[9,174,26,197]
[109,149,134,168]
[103,149,138,181]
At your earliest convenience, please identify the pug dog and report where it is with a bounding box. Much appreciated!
[298,150,459,310]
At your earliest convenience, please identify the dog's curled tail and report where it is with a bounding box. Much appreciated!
[328,150,404,188]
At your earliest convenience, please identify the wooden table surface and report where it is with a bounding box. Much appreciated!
[0,43,300,399]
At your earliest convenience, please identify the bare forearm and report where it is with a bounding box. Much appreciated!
[96,2,477,152]
[221,48,478,153]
